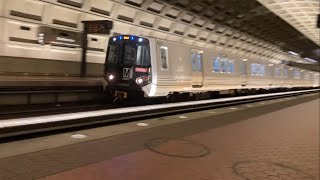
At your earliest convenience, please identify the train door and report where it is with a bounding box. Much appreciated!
[240,59,247,86]
[191,50,204,87]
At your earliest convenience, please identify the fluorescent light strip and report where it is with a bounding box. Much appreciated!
[0,89,318,129]
[303,57,318,63]
[288,51,299,56]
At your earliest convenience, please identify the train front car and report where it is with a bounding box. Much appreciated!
[104,35,153,101]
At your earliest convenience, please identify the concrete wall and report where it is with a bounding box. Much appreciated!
[0,0,302,77]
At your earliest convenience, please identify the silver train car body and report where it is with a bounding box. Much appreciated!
[105,35,319,99]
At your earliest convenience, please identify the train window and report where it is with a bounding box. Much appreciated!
[107,45,117,64]
[213,56,220,72]
[196,53,203,72]
[283,68,288,78]
[251,64,256,75]
[260,65,265,76]
[191,52,197,71]
[274,68,280,77]
[264,65,267,76]
[240,61,246,74]
[136,45,151,66]
[256,64,261,75]
[228,60,234,73]
[124,45,137,65]
[251,63,264,76]
[221,58,228,73]
[191,51,203,72]
[160,46,169,70]
[294,69,300,79]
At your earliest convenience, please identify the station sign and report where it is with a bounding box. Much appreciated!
[38,26,81,48]
[81,20,113,77]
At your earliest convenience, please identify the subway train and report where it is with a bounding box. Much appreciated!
[104,35,319,101]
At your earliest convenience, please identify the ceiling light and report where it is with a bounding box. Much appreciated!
[303,57,317,63]
[288,51,299,56]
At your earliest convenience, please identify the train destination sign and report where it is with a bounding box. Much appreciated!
[81,20,113,77]
[82,20,113,34]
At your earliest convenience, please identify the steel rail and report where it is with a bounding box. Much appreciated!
[0,89,318,138]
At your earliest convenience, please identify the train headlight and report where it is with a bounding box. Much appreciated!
[136,77,144,85]
[108,74,115,80]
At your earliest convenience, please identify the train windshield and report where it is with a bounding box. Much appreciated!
[107,36,150,67]
[107,45,117,64]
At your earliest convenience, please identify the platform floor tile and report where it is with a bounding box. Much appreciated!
[37,99,319,180]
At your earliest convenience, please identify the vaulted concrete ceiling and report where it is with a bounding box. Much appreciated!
[258,0,319,46]
[159,0,320,62]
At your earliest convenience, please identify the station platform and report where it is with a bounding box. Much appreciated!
[0,93,319,180]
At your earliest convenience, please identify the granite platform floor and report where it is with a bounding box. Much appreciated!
[0,93,319,180]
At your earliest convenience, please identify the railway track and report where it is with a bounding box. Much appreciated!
[0,89,319,138]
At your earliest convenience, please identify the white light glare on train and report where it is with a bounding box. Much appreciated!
[108,74,115,80]
[136,77,143,84]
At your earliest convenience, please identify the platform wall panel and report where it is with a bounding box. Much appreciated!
[3,19,39,44]
[0,18,4,44]
[0,56,104,76]
[5,0,45,22]
[89,0,115,15]
[0,0,5,16]
[45,5,81,30]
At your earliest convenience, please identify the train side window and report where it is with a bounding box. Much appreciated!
[251,63,256,75]
[295,70,300,79]
[196,53,203,72]
[191,52,197,71]
[256,64,264,76]
[293,69,299,79]
[228,60,234,73]
[256,64,261,75]
[260,65,265,76]
[274,68,280,77]
[283,68,288,78]
[240,61,246,74]
[221,58,228,73]
[213,56,220,72]
[160,46,169,70]
[304,72,309,80]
